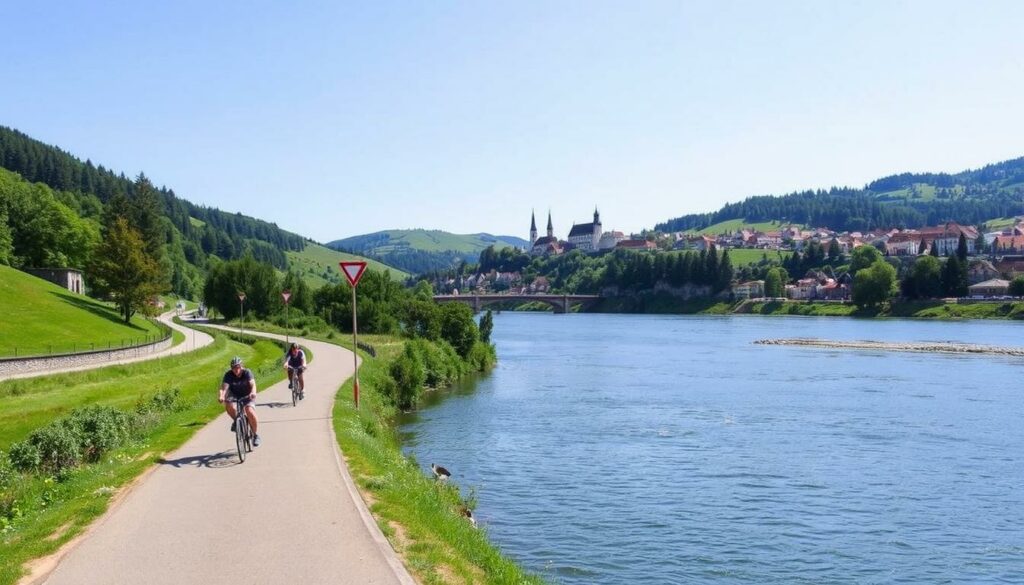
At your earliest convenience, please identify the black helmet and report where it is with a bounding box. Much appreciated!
[230,356,243,367]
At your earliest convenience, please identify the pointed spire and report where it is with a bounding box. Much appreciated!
[530,209,537,231]
[547,211,554,237]
[594,206,600,224]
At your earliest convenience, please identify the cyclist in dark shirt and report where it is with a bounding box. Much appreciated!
[219,356,261,447]
[283,343,307,399]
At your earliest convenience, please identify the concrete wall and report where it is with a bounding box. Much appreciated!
[0,336,173,378]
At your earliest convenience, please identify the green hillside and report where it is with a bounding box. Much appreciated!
[656,156,1024,233]
[684,219,794,235]
[0,265,164,358]
[286,243,410,288]
[327,229,530,275]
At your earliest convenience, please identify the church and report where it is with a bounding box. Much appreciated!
[529,208,609,256]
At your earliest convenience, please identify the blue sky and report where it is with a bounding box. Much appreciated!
[3,1,1023,243]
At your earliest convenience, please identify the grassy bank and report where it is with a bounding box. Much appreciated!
[744,299,1024,319]
[0,333,286,584]
[0,265,165,358]
[331,339,543,585]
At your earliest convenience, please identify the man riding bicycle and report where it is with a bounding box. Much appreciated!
[219,356,261,447]
[283,342,307,399]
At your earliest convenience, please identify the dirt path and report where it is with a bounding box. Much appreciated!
[26,327,414,585]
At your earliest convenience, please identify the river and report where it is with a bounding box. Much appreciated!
[398,313,1024,583]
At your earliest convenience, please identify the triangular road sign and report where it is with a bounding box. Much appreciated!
[339,261,368,287]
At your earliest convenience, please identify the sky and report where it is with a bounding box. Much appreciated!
[2,1,1024,243]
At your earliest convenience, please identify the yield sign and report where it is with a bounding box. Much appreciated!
[339,261,367,287]
[281,289,291,303]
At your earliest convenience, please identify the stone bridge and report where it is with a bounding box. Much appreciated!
[433,293,601,314]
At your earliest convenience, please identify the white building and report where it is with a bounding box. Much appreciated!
[567,208,603,252]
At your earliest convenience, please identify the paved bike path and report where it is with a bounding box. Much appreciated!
[32,329,415,585]
[0,311,214,382]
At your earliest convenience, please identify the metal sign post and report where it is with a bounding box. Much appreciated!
[282,289,292,343]
[339,261,368,408]
[237,292,246,335]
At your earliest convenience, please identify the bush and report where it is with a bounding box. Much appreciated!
[29,423,82,473]
[8,441,41,472]
[0,451,16,488]
[389,345,426,409]
[67,406,135,462]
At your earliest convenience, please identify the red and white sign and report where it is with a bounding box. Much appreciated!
[339,261,368,287]
[281,289,291,303]
[237,292,246,302]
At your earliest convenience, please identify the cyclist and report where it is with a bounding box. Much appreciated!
[283,342,307,399]
[219,356,261,447]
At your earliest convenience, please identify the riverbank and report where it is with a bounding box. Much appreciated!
[755,337,1024,357]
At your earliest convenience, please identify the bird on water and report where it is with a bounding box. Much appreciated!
[431,463,451,480]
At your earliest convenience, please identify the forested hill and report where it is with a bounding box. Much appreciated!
[655,156,1024,233]
[328,229,530,275]
[0,126,313,297]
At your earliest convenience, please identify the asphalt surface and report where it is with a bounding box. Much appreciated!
[30,328,415,585]
[0,311,214,382]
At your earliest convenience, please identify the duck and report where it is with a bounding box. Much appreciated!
[458,504,477,528]
[431,463,451,481]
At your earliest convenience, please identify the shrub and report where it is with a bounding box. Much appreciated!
[67,406,135,462]
[389,345,425,409]
[0,452,16,488]
[8,441,41,472]
[29,423,83,473]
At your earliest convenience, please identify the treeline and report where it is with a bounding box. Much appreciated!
[331,244,468,275]
[0,126,307,297]
[656,157,1024,234]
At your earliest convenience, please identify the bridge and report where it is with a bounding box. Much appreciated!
[433,293,601,314]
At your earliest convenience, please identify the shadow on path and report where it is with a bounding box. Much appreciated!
[158,451,239,469]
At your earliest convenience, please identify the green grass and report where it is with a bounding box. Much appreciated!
[188,217,206,228]
[685,219,793,235]
[726,248,793,265]
[0,265,164,358]
[0,332,286,584]
[983,216,1020,231]
[286,243,410,289]
[331,339,544,584]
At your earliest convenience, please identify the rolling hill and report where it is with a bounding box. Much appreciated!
[327,229,530,274]
[286,242,410,288]
[0,264,164,358]
[655,156,1024,234]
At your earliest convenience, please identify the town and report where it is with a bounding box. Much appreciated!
[433,208,1024,303]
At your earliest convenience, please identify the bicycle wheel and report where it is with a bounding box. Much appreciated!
[291,371,298,407]
[235,416,246,463]
[243,415,253,453]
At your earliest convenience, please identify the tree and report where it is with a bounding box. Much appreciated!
[479,310,494,344]
[828,239,841,261]
[1009,276,1024,297]
[88,218,167,322]
[902,256,942,299]
[852,260,896,309]
[717,249,733,292]
[850,245,883,274]
[956,233,968,262]
[764,267,786,298]
[941,256,969,297]
[929,240,939,257]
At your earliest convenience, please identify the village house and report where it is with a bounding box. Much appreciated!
[733,280,765,299]
[967,259,1001,284]
[616,239,658,251]
[968,279,1010,298]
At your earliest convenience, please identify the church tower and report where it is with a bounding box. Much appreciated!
[530,210,538,246]
[547,211,554,238]
[592,206,603,250]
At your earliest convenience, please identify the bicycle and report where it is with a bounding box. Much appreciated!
[230,397,254,463]
[288,365,305,407]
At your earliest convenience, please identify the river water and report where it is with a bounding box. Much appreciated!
[398,313,1024,583]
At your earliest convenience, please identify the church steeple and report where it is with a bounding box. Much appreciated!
[546,211,554,238]
[530,210,538,245]
[594,206,601,225]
